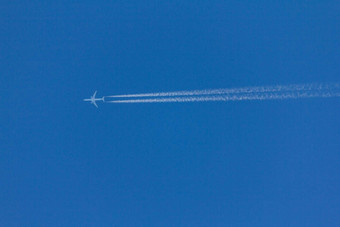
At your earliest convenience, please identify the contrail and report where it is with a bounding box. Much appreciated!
[107,83,339,98]
[107,90,340,104]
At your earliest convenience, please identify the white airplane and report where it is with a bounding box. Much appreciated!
[84,91,105,108]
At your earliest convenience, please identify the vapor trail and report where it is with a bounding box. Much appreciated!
[107,90,340,104]
[107,83,339,98]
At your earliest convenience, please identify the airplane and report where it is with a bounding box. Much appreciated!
[83,91,105,108]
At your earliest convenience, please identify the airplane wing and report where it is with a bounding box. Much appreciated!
[93,102,98,108]
[93,91,97,98]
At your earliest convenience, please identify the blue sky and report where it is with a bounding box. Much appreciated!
[1,1,340,226]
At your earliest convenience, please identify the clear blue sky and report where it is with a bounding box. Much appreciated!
[1,1,340,226]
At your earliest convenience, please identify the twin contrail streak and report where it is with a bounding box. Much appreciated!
[104,83,340,104]
[107,90,340,104]
[107,83,339,98]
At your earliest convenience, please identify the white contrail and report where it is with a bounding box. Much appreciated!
[107,83,339,98]
[107,90,340,103]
